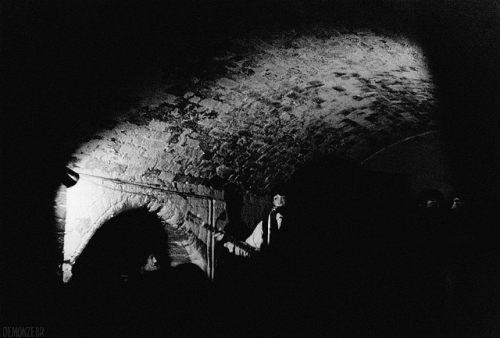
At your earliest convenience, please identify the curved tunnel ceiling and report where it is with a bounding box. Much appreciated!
[3,1,500,328]
[70,25,436,194]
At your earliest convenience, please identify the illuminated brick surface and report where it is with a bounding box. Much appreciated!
[71,26,437,195]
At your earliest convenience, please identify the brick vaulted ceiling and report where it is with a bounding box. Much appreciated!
[66,25,436,195]
[2,0,500,329]
[3,1,499,201]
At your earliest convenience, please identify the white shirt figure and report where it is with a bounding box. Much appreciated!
[244,208,284,249]
[224,194,285,254]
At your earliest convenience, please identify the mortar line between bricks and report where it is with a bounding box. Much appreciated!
[360,130,438,164]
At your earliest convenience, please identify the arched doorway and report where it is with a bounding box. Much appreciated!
[70,207,169,283]
[66,207,214,337]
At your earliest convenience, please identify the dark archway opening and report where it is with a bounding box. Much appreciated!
[71,208,170,284]
[61,208,213,338]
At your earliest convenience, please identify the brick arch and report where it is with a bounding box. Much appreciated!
[61,173,225,282]
[69,207,171,282]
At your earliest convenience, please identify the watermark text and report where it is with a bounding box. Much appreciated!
[2,327,44,338]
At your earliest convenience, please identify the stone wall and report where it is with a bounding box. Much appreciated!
[58,25,437,281]
[59,173,225,282]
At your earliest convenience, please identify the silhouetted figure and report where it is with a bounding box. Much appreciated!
[220,184,252,240]
[447,193,476,244]
[212,190,290,337]
[441,192,488,337]
[64,208,213,337]
[213,185,253,290]
[410,189,449,255]
[406,189,451,335]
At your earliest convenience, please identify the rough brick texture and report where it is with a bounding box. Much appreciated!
[70,26,436,195]
[61,176,225,282]
[60,26,437,280]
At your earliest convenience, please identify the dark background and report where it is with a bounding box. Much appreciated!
[2,0,500,336]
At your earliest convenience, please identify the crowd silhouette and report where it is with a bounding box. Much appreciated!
[47,157,497,338]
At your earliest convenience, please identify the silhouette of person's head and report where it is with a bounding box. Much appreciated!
[72,207,170,282]
[417,189,445,210]
[451,197,465,211]
[142,252,160,272]
[222,184,249,239]
[450,190,470,212]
